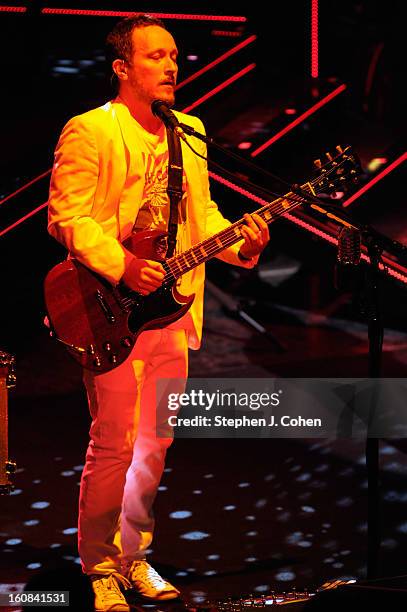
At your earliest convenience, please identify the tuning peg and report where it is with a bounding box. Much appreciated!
[313,158,322,169]
[336,145,343,154]
[325,152,333,161]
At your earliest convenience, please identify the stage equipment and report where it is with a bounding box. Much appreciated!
[0,350,16,494]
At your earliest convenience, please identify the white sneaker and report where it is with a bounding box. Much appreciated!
[123,560,180,601]
[90,573,131,612]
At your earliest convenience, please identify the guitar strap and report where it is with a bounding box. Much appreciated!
[165,126,183,258]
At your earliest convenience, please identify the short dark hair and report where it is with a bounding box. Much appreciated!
[105,14,167,80]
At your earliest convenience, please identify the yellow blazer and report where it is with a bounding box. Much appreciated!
[48,98,257,349]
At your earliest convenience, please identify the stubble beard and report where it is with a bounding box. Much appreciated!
[128,74,175,109]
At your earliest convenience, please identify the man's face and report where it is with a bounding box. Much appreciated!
[124,25,178,107]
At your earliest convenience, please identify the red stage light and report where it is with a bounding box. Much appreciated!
[211,30,243,37]
[343,152,407,208]
[284,108,297,115]
[0,170,52,208]
[0,202,47,238]
[181,63,256,113]
[250,84,347,157]
[0,5,26,12]
[41,8,247,21]
[238,142,253,150]
[311,0,319,78]
[176,35,256,91]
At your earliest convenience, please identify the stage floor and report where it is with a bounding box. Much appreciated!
[2,283,407,609]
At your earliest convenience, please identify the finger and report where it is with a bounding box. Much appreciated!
[242,227,255,250]
[241,225,258,245]
[243,213,258,233]
[252,214,269,234]
[142,268,165,283]
[145,260,166,274]
[244,223,264,243]
[258,222,270,242]
[244,215,266,244]
[250,215,269,243]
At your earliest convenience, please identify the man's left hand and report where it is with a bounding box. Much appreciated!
[239,213,270,260]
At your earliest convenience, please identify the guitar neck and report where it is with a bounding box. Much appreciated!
[166,183,313,279]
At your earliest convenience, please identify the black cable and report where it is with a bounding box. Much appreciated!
[179,121,353,209]
[179,128,407,261]
[179,121,296,191]
[181,134,356,216]
[181,133,301,204]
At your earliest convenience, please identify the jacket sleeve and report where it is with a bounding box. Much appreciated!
[193,117,259,269]
[47,115,127,284]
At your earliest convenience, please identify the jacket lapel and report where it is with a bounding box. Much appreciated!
[111,100,146,239]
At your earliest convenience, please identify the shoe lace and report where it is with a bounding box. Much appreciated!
[93,573,131,600]
[129,562,167,589]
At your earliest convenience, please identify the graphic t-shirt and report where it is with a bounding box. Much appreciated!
[130,117,193,333]
[132,122,187,233]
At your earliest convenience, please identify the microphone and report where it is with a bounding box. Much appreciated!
[151,100,187,141]
[335,227,362,291]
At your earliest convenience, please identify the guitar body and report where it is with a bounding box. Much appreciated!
[44,229,195,373]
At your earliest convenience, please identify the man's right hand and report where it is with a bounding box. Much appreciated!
[122,257,165,294]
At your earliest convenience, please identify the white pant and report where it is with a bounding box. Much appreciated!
[78,328,188,575]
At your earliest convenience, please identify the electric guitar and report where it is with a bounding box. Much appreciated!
[44,146,360,373]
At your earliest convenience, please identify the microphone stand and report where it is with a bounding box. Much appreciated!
[311,219,387,580]
[181,117,405,580]
[363,233,384,580]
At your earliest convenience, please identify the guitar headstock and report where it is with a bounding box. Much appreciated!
[312,145,361,197]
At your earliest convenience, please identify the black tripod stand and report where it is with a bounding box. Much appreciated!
[363,237,384,579]
[205,278,286,353]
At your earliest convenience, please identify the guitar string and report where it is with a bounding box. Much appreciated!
[162,155,352,281]
[119,157,352,306]
[119,189,343,307]
[165,198,303,281]
[119,155,354,305]
[119,196,299,307]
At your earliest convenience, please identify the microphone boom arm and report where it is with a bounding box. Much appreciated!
[178,122,407,263]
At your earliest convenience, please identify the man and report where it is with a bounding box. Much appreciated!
[48,14,269,612]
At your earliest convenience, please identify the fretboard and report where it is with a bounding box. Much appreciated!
[165,183,313,280]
